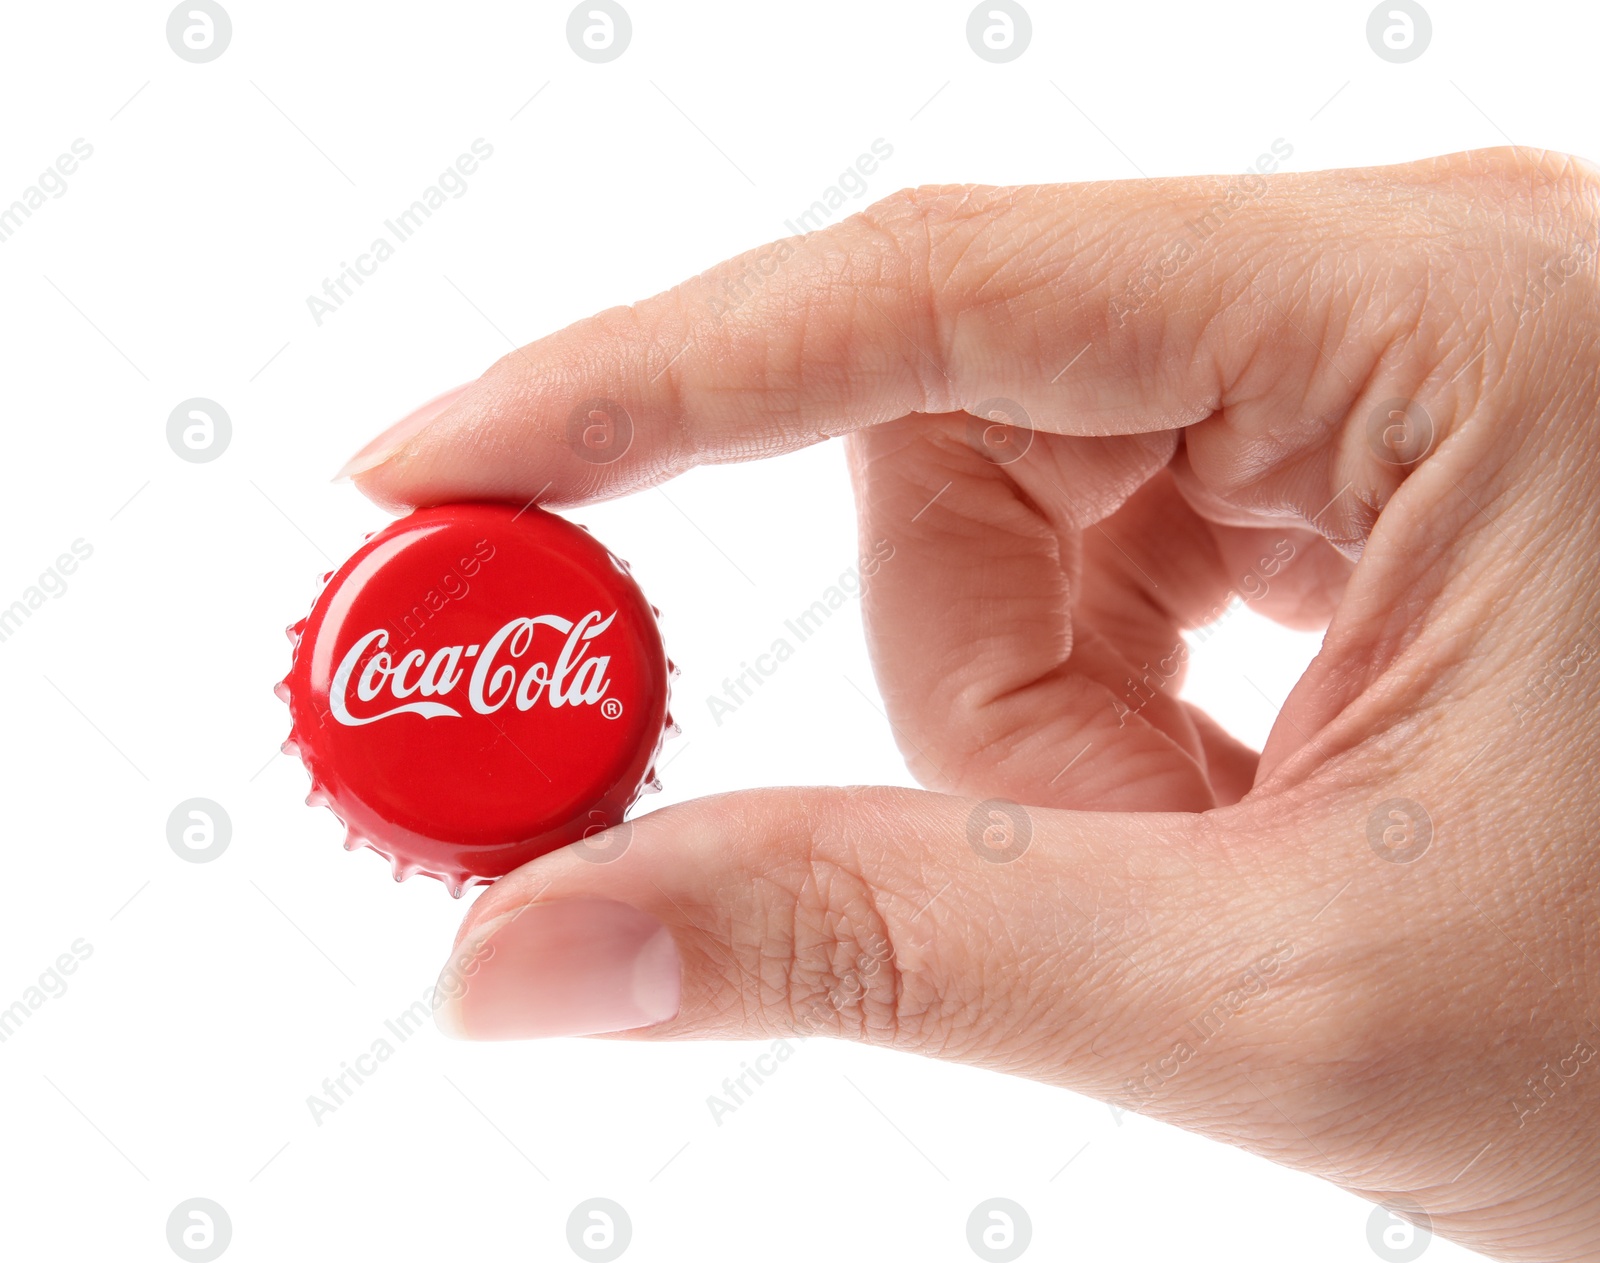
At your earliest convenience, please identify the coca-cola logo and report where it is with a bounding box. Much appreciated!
[330,610,616,727]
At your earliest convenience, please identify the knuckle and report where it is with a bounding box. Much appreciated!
[859,183,1028,283]
[1451,145,1598,212]
[1539,158,1600,313]
[853,184,1031,414]
[1441,149,1599,307]
[861,183,1006,235]
[773,856,901,1042]
[742,787,927,1047]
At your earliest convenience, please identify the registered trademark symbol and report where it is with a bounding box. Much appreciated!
[601,698,624,720]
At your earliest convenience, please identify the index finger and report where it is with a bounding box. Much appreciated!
[342,152,1528,512]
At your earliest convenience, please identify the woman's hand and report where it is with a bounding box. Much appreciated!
[343,148,1600,1261]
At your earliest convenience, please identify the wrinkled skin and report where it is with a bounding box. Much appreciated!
[352,149,1600,1260]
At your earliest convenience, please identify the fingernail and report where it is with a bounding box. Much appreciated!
[334,381,474,481]
[435,898,680,1040]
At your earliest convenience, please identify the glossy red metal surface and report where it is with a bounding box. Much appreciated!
[279,504,672,895]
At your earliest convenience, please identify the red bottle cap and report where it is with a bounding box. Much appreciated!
[278,503,673,896]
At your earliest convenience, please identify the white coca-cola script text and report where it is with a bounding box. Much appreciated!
[329,611,615,726]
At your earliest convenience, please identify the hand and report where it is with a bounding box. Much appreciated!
[343,148,1600,1261]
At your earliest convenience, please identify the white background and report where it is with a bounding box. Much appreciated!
[0,1,1591,1260]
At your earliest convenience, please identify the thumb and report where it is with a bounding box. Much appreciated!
[432,785,1235,1095]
